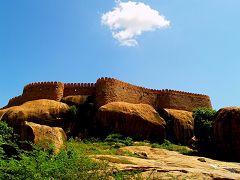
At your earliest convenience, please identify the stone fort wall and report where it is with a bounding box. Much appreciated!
[6,82,95,108]
[5,77,212,111]
[95,77,212,111]
[63,83,95,97]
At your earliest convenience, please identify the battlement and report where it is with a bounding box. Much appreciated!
[95,77,212,111]
[5,77,212,111]
[63,82,95,97]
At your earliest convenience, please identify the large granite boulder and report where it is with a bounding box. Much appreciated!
[214,107,240,159]
[96,102,166,142]
[20,121,67,154]
[1,99,70,133]
[158,108,194,145]
[61,95,89,106]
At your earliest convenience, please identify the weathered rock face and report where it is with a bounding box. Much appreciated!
[158,108,194,145]
[96,102,166,142]
[1,99,70,133]
[214,107,240,159]
[61,95,89,106]
[93,146,240,179]
[20,121,67,154]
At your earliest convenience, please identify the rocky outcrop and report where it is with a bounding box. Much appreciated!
[1,99,70,133]
[20,121,67,154]
[61,95,89,106]
[214,107,240,159]
[158,108,194,145]
[93,146,240,179]
[96,102,166,142]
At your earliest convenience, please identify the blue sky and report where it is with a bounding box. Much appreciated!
[1,0,240,109]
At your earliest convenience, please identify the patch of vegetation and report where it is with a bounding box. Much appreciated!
[0,121,109,180]
[193,108,216,152]
[96,156,135,165]
[104,133,134,146]
[112,170,143,180]
[151,140,194,155]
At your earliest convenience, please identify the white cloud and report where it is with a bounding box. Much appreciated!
[101,1,170,47]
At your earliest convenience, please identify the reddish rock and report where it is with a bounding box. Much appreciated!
[1,99,70,133]
[61,95,89,106]
[214,107,240,159]
[158,108,194,145]
[96,102,166,142]
[20,121,67,154]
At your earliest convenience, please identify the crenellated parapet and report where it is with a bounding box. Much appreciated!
[95,77,212,111]
[95,77,159,108]
[6,95,24,107]
[23,82,64,102]
[63,82,95,97]
[4,77,212,112]
[156,89,212,111]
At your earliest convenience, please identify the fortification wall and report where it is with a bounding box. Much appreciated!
[95,77,212,111]
[4,77,212,112]
[157,90,212,111]
[6,95,24,107]
[63,83,95,97]
[22,82,64,102]
[95,77,159,108]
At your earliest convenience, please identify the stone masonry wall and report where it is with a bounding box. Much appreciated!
[23,82,65,102]
[5,77,212,112]
[95,77,158,108]
[95,77,212,111]
[157,90,212,111]
[63,83,95,97]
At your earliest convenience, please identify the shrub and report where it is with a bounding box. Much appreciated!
[0,121,109,180]
[104,133,133,146]
[151,139,194,155]
[193,108,216,146]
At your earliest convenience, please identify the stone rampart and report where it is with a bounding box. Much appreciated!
[157,89,212,111]
[7,95,24,107]
[95,77,158,108]
[4,77,212,112]
[63,83,95,97]
[23,82,64,102]
[95,77,212,111]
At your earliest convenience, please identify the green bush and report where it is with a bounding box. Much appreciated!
[193,108,216,144]
[69,105,78,117]
[0,121,109,180]
[151,139,194,155]
[104,133,133,146]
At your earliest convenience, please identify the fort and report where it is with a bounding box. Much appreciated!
[5,77,212,112]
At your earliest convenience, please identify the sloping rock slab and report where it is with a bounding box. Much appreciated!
[96,102,166,142]
[1,99,70,133]
[158,108,194,145]
[21,121,67,154]
[93,146,240,179]
[214,107,240,159]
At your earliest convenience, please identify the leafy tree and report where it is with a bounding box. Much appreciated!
[193,108,216,145]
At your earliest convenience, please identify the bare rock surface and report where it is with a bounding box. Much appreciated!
[61,95,89,106]
[0,99,70,132]
[20,121,67,154]
[96,102,166,142]
[159,108,194,145]
[93,146,240,179]
[214,107,240,159]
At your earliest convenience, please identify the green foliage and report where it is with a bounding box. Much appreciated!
[151,140,194,155]
[0,121,15,143]
[0,121,109,180]
[69,105,78,117]
[193,108,216,144]
[112,170,142,180]
[104,133,133,146]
